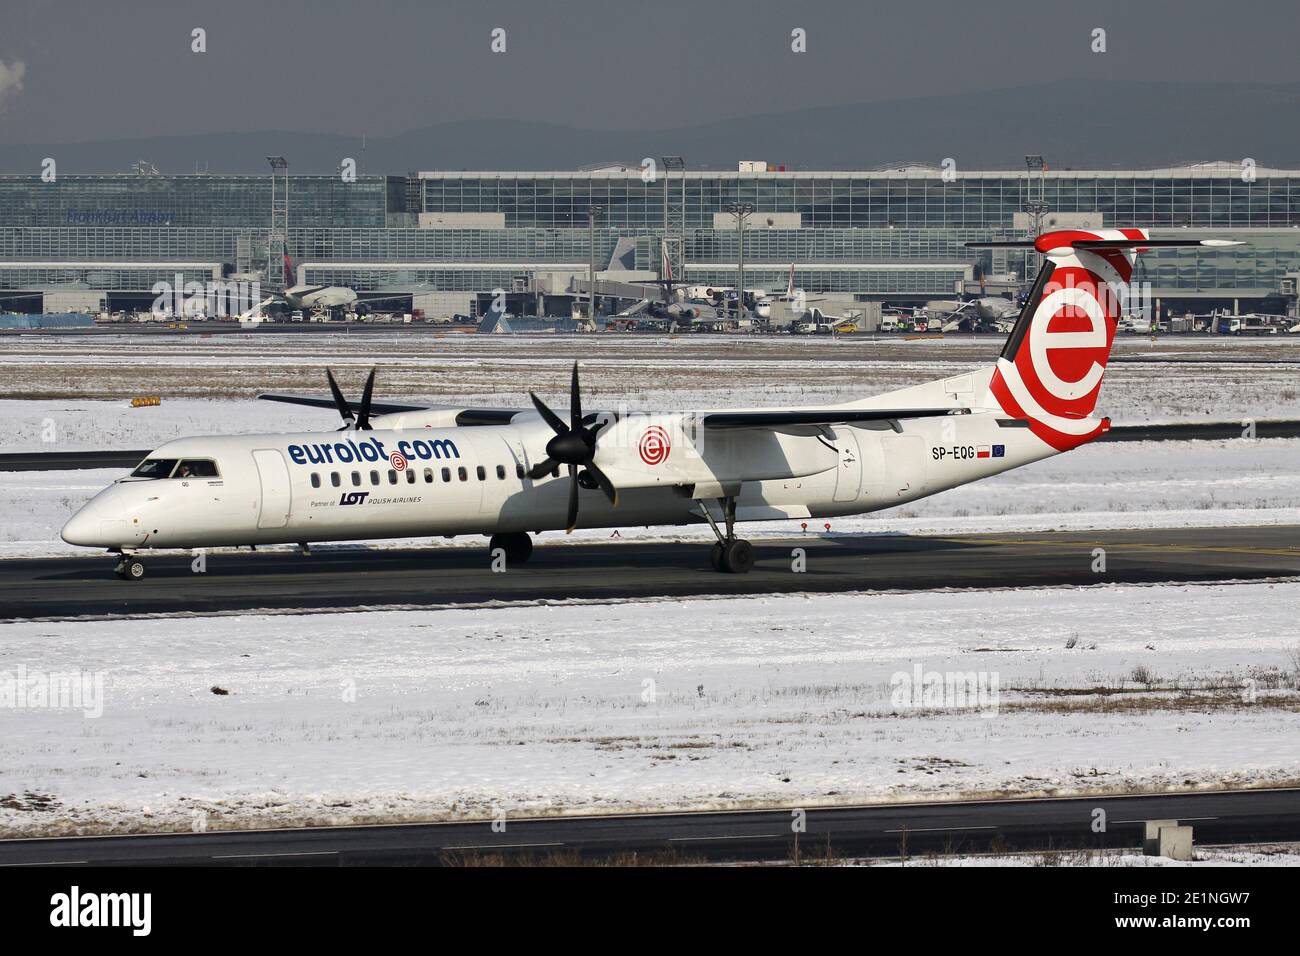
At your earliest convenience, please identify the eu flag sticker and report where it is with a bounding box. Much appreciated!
[992,444,1005,458]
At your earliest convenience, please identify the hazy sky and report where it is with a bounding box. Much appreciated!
[2,0,1297,143]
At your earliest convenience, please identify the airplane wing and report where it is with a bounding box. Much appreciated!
[354,292,432,306]
[699,407,968,430]
[257,393,428,415]
[239,295,279,320]
[257,393,527,426]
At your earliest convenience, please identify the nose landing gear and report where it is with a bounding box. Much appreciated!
[114,554,147,581]
[701,497,754,573]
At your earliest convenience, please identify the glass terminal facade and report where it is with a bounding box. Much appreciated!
[1,167,1298,311]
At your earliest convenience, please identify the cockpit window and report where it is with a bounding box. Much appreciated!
[130,458,178,479]
[175,459,220,479]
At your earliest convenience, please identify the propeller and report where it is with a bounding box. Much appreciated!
[325,367,376,430]
[528,362,618,532]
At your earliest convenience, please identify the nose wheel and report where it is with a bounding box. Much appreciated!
[114,556,147,581]
[702,497,754,573]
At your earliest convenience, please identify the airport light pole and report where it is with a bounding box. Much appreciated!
[661,156,687,285]
[588,205,603,322]
[1023,154,1047,280]
[726,202,754,321]
[266,156,290,293]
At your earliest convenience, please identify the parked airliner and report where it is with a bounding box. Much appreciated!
[61,230,1237,580]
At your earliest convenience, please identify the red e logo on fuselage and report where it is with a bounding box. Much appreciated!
[638,426,670,466]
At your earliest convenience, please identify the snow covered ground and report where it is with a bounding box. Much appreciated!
[1,332,1297,442]
[1,581,1297,836]
[4,398,324,453]
[4,438,1298,558]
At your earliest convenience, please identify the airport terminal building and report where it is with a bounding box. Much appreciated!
[2,163,1298,318]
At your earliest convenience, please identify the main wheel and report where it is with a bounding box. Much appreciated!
[490,532,533,565]
[709,542,724,571]
[122,558,146,581]
[721,539,754,574]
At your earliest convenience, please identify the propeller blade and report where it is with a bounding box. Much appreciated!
[529,391,568,436]
[564,464,579,533]
[326,369,354,424]
[528,457,557,480]
[355,367,376,430]
[569,361,582,430]
[584,460,619,507]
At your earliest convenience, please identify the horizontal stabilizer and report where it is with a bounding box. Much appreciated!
[967,238,1243,250]
[701,407,967,430]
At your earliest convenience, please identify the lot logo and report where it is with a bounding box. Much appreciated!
[340,491,369,506]
[638,425,671,466]
[389,451,408,471]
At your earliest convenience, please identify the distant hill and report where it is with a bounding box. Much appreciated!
[4,79,1298,174]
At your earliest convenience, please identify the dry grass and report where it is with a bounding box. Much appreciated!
[1000,691,1300,715]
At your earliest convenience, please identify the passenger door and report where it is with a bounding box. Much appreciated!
[252,449,292,529]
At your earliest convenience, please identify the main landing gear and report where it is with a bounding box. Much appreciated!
[489,532,534,565]
[702,497,754,574]
[114,554,147,581]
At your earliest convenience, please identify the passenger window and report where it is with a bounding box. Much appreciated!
[406,469,416,484]
[496,465,506,480]
[331,472,341,487]
[516,464,525,479]
[441,468,451,482]
[476,465,486,481]
[310,472,320,489]
[424,468,433,484]
[370,470,380,485]
[351,471,361,486]
[388,470,398,484]
[457,467,467,482]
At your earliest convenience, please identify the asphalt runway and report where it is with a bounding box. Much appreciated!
[2,526,1296,619]
[1,789,1295,865]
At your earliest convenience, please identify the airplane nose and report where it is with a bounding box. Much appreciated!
[60,509,101,547]
[61,500,136,548]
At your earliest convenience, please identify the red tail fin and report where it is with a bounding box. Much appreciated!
[988,229,1141,449]
[971,229,1239,451]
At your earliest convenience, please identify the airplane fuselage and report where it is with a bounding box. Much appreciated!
[61,411,1047,552]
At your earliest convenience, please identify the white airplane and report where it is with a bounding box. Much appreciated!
[240,254,415,320]
[62,229,1238,580]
